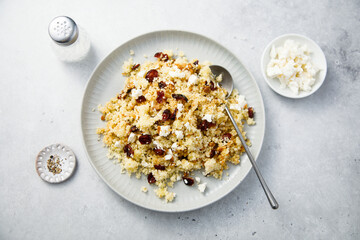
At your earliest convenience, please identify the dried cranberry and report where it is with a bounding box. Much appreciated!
[154,52,169,61]
[145,69,158,82]
[154,148,165,156]
[158,81,167,89]
[162,54,169,61]
[123,144,134,157]
[162,109,171,121]
[101,115,105,121]
[209,143,218,158]
[210,81,217,91]
[139,134,152,144]
[156,91,165,103]
[203,85,211,93]
[248,107,254,118]
[131,64,140,70]
[222,133,232,141]
[209,149,216,158]
[193,60,199,65]
[130,126,138,132]
[172,94,188,102]
[147,173,156,184]
[136,95,146,103]
[183,177,194,186]
[198,120,216,131]
[170,108,178,120]
[154,164,166,170]
[117,94,121,99]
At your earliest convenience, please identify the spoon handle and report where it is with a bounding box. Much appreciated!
[225,105,279,209]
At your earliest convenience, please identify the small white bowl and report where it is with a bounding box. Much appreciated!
[261,34,327,98]
[36,143,77,183]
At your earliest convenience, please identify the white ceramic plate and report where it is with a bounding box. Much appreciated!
[261,34,327,98]
[81,30,265,212]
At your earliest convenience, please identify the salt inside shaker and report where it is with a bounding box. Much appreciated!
[48,16,91,62]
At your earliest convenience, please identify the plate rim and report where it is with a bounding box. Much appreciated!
[80,30,266,212]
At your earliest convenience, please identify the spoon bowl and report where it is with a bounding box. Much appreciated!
[209,65,233,99]
[210,65,279,209]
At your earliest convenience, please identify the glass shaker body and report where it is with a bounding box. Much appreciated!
[49,16,91,62]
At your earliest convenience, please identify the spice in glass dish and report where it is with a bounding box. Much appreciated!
[47,155,63,175]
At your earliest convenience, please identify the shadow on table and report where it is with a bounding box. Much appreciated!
[61,45,100,85]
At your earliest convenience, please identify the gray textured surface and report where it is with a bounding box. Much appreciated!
[0,0,359,239]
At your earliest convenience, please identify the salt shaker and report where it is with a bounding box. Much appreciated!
[48,16,91,62]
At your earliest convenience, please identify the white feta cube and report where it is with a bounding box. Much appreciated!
[202,114,213,122]
[188,74,198,85]
[128,133,136,143]
[159,126,171,137]
[197,183,207,193]
[131,88,142,99]
[174,130,184,139]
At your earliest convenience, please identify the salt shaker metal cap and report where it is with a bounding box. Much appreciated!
[48,16,78,45]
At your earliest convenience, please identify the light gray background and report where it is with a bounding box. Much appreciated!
[0,0,359,239]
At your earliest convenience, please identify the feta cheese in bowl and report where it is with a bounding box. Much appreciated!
[261,34,327,98]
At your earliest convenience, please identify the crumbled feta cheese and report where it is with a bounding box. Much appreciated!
[131,88,142,99]
[195,177,201,184]
[288,81,299,94]
[153,140,163,149]
[114,141,121,148]
[159,126,171,137]
[137,70,146,78]
[128,133,136,143]
[266,39,319,94]
[171,142,178,151]
[202,114,213,122]
[188,74,198,85]
[141,186,148,193]
[164,149,173,160]
[174,130,184,139]
[237,95,247,107]
[229,95,247,110]
[215,74,223,82]
[197,183,207,193]
[177,103,184,112]
[141,160,150,167]
[184,122,190,129]
[229,104,242,111]
[169,66,186,79]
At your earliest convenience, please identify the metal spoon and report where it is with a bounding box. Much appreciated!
[210,65,279,209]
